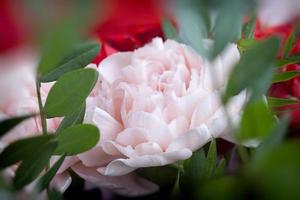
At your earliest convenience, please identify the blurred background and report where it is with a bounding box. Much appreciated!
[1,0,300,200]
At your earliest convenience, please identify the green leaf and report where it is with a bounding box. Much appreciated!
[224,37,280,103]
[243,15,256,39]
[214,158,226,177]
[211,0,244,58]
[137,166,178,195]
[177,6,207,56]
[47,189,64,200]
[254,115,289,160]
[238,98,276,140]
[44,68,98,118]
[267,97,300,108]
[162,18,177,40]
[0,114,34,138]
[197,176,245,200]
[237,39,259,53]
[180,148,206,198]
[54,124,100,155]
[13,141,58,189]
[38,19,83,77]
[56,102,86,132]
[204,139,217,177]
[36,154,66,192]
[272,71,300,83]
[252,141,300,200]
[0,135,55,169]
[283,32,296,58]
[40,42,100,82]
[276,53,300,67]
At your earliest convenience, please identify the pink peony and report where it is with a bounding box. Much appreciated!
[74,38,246,196]
[0,49,160,197]
[0,49,71,192]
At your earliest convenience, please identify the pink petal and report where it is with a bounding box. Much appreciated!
[115,128,148,147]
[102,141,135,157]
[85,107,123,141]
[134,142,163,156]
[100,149,192,176]
[78,146,119,167]
[50,172,72,193]
[166,125,211,152]
[72,163,159,197]
[56,156,79,174]
[99,52,132,84]
[168,116,189,138]
[190,92,220,129]
[126,111,166,129]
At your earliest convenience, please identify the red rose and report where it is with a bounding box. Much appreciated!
[255,20,300,130]
[91,0,168,64]
[0,0,25,53]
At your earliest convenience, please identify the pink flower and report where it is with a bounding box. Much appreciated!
[0,49,71,192]
[0,49,159,197]
[74,38,246,196]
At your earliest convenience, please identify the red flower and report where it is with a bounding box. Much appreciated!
[255,20,300,129]
[91,0,168,64]
[0,0,25,53]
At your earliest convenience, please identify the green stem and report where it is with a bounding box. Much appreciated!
[36,79,47,135]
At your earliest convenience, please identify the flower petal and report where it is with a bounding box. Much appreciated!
[99,52,133,84]
[72,163,159,197]
[134,142,163,156]
[78,146,119,167]
[115,128,148,147]
[85,107,123,141]
[166,125,211,152]
[100,148,192,176]
[190,92,220,129]
[50,172,72,193]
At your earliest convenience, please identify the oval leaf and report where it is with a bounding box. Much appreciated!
[13,141,58,189]
[41,42,100,82]
[48,189,64,200]
[38,19,83,77]
[224,37,280,103]
[54,124,100,155]
[238,98,276,140]
[44,68,98,118]
[0,114,34,138]
[212,0,244,58]
[0,135,55,169]
[36,154,66,192]
[56,102,86,132]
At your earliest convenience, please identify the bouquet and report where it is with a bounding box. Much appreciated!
[1,0,300,199]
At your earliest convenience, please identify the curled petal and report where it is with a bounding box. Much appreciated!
[166,125,211,152]
[99,148,192,176]
[99,52,132,84]
[78,146,119,167]
[85,107,123,141]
